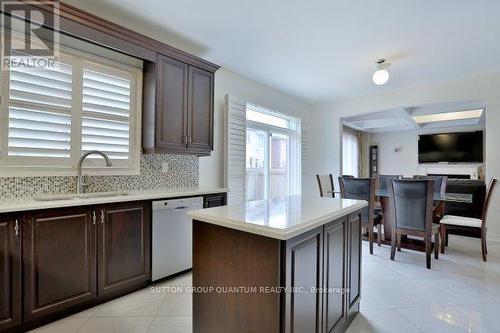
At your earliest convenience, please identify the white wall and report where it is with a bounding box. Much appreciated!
[371,131,419,177]
[200,68,312,189]
[310,71,500,241]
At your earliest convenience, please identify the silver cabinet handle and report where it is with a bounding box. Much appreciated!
[92,211,96,225]
[100,210,105,224]
[15,219,19,237]
[189,135,193,146]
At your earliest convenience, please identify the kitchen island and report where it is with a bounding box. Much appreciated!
[188,195,367,333]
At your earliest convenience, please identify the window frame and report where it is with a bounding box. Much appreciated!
[245,104,300,200]
[0,40,143,177]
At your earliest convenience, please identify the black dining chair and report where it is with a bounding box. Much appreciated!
[316,174,335,198]
[414,175,448,222]
[389,179,441,269]
[339,177,382,254]
[413,175,448,196]
[378,175,403,191]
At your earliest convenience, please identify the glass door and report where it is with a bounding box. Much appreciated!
[246,128,290,200]
[269,132,289,198]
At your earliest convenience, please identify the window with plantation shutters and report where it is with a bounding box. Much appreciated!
[0,48,142,176]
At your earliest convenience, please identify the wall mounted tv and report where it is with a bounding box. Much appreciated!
[418,131,483,163]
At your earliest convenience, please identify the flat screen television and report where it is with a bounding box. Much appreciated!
[418,131,483,163]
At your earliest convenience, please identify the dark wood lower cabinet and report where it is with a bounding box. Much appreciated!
[347,213,362,318]
[285,228,323,333]
[97,202,151,297]
[323,218,347,333]
[23,208,96,321]
[0,216,21,331]
[203,193,227,208]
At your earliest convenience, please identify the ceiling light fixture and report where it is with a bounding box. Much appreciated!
[372,59,390,85]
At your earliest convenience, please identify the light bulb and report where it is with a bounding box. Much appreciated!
[373,69,389,85]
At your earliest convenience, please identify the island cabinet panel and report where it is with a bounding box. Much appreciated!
[192,221,281,333]
[284,227,324,333]
[0,215,21,331]
[192,207,364,333]
[155,54,189,153]
[97,202,151,298]
[323,218,347,333]
[347,212,362,318]
[23,208,96,321]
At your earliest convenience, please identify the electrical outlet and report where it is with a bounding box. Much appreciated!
[161,162,169,173]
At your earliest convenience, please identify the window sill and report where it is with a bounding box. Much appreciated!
[0,166,141,177]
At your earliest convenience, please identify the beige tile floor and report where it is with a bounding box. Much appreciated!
[32,235,500,333]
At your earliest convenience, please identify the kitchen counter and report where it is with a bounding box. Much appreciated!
[0,187,228,214]
[188,195,367,240]
[189,195,366,333]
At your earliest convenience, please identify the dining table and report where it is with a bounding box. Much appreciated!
[330,189,473,250]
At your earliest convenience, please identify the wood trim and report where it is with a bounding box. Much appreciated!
[19,0,220,72]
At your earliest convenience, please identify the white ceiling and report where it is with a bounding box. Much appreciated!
[343,101,486,133]
[65,0,500,103]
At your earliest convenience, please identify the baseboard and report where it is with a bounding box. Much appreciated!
[487,234,500,243]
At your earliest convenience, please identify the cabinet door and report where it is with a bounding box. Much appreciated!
[285,227,323,333]
[347,213,361,310]
[97,202,151,297]
[156,54,189,153]
[23,208,96,320]
[0,216,21,330]
[187,66,214,155]
[323,219,347,333]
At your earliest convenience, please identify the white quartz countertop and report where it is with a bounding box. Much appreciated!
[0,187,228,214]
[188,195,367,240]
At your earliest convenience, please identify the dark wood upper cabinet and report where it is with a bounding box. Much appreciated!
[143,54,216,156]
[97,201,151,297]
[23,208,96,321]
[0,215,21,331]
[188,66,214,153]
[154,55,189,153]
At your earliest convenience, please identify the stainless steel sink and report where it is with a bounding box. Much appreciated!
[34,191,130,201]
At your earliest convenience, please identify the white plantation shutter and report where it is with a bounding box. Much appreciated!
[81,66,132,163]
[6,62,73,160]
[301,121,312,195]
[225,95,247,204]
[0,48,142,175]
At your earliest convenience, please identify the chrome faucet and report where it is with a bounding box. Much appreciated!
[77,151,113,195]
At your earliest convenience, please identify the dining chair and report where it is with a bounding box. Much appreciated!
[440,178,497,261]
[316,174,335,198]
[413,175,448,196]
[389,179,440,269]
[414,175,448,222]
[339,177,382,254]
[378,175,403,190]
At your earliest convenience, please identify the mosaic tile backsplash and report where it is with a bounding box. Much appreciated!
[0,154,199,199]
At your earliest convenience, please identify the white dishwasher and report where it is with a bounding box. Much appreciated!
[152,196,203,281]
